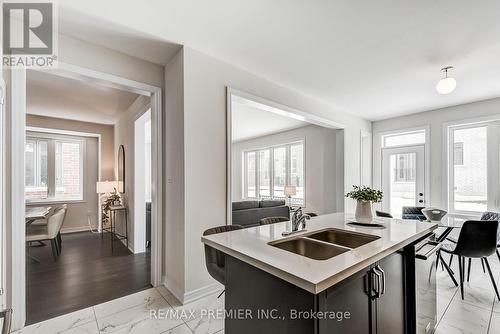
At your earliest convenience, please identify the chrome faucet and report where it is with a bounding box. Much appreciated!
[282,207,310,236]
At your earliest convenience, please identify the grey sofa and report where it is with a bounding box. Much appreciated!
[232,200,290,228]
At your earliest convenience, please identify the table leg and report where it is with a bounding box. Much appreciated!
[26,244,40,263]
[436,227,454,243]
[439,252,458,287]
[111,210,114,253]
[125,209,128,250]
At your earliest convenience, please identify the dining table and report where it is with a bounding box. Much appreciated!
[25,206,52,225]
[429,216,466,286]
[25,206,52,262]
[433,216,466,242]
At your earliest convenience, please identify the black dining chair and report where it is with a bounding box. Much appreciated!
[447,211,500,276]
[259,216,289,225]
[440,220,500,300]
[375,210,393,218]
[203,225,244,297]
[401,206,426,221]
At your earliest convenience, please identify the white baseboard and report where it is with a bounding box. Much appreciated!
[162,276,224,305]
[162,276,185,303]
[161,276,223,305]
[61,226,96,234]
[183,282,223,304]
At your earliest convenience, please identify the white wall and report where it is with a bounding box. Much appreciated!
[2,33,166,330]
[114,95,150,252]
[163,48,186,299]
[59,34,165,88]
[163,46,371,302]
[372,97,500,211]
[231,125,339,214]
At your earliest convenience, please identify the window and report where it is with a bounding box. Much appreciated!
[393,153,416,182]
[26,132,84,202]
[25,139,48,199]
[453,142,464,165]
[382,130,426,148]
[258,150,271,197]
[243,141,304,205]
[449,125,488,214]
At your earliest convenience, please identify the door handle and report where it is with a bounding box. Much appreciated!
[371,268,382,299]
[375,265,386,296]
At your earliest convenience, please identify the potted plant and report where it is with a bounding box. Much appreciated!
[345,186,383,221]
[101,190,121,227]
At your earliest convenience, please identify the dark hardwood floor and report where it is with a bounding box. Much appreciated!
[26,231,151,325]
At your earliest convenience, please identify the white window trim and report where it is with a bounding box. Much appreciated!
[442,115,500,218]
[445,121,498,217]
[25,131,86,204]
[381,127,427,149]
[379,126,431,208]
[242,139,306,206]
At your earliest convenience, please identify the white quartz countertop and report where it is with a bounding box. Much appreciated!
[201,212,438,294]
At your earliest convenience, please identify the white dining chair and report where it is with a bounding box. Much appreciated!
[26,206,67,261]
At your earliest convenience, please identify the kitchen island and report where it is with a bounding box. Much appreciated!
[201,213,438,334]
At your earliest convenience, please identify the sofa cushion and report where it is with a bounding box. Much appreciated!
[259,200,286,208]
[232,205,290,228]
[232,200,259,211]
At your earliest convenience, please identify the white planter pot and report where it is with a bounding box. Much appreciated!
[355,200,373,222]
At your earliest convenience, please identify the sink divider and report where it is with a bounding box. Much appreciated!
[299,236,354,252]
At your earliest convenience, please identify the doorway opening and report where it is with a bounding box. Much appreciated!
[8,63,163,327]
[380,128,429,216]
[134,109,152,253]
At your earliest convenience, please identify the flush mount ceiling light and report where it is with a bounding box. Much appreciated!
[436,66,457,94]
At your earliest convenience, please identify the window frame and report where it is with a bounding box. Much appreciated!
[446,123,494,216]
[381,129,426,149]
[242,140,305,206]
[379,126,431,210]
[25,131,86,204]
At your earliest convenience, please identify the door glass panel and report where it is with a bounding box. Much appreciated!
[389,152,417,216]
[452,126,487,212]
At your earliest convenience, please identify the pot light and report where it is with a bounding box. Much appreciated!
[436,66,456,94]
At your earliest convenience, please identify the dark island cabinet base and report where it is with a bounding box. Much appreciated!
[225,250,411,334]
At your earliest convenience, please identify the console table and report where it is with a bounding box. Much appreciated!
[101,204,128,252]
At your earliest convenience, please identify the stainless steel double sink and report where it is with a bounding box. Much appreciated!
[268,228,380,260]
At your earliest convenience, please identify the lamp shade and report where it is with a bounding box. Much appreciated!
[96,181,117,194]
[284,185,297,197]
[436,77,457,94]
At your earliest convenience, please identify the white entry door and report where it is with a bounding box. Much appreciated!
[382,145,425,216]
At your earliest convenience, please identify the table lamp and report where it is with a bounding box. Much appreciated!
[96,181,116,195]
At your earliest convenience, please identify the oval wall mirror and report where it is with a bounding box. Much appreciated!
[118,145,125,193]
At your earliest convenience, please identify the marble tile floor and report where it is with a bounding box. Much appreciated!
[15,252,500,334]
[15,286,225,334]
[435,253,500,334]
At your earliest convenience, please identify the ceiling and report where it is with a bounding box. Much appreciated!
[27,70,140,124]
[232,99,308,142]
[59,8,182,66]
[59,0,500,120]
